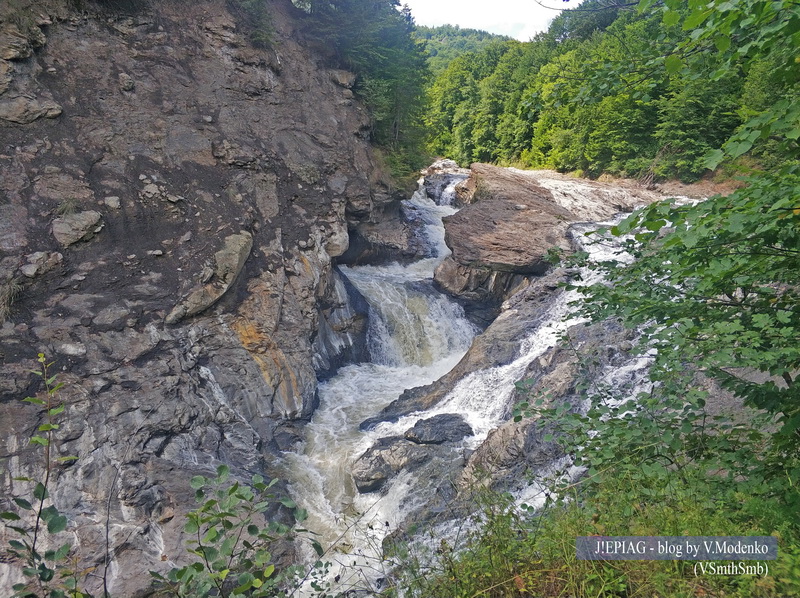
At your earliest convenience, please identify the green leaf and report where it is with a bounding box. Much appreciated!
[47,514,68,534]
[202,527,218,544]
[311,539,324,557]
[184,519,199,534]
[33,483,48,501]
[190,476,206,490]
[727,140,753,158]
[663,10,681,27]
[704,148,725,169]
[637,0,657,12]
[30,436,49,447]
[714,34,731,52]
[234,572,255,595]
[683,9,711,29]
[54,542,71,560]
[216,464,230,484]
[664,54,683,74]
[13,497,33,511]
[0,511,21,521]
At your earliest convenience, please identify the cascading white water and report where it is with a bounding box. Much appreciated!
[281,178,671,594]
[281,185,477,593]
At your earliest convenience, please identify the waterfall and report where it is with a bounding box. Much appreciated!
[281,177,673,594]
[281,183,477,593]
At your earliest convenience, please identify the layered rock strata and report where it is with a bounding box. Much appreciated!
[0,1,405,594]
[434,163,660,323]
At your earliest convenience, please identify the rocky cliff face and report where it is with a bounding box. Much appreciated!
[0,0,403,594]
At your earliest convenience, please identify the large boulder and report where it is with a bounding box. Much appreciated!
[51,211,102,246]
[165,231,253,324]
[404,414,474,445]
[351,436,431,493]
[434,163,661,318]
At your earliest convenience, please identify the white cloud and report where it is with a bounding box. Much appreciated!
[402,0,570,41]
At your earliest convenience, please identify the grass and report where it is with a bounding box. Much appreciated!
[391,463,800,598]
[0,278,22,323]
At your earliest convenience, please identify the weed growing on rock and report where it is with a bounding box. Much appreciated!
[0,354,85,598]
[151,464,329,598]
[228,0,273,48]
[0,278,22,323]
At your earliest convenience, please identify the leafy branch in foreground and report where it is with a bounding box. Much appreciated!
[576,167,800,452]
[1,353,85,598]
[152,464,328,598]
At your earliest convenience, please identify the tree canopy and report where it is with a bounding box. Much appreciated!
[292,0,430,177]
[423,0,797,182]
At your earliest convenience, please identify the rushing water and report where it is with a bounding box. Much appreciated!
[281,185,476,592]
[281,179,666,594]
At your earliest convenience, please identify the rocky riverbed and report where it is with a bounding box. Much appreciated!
[0,2,731,594]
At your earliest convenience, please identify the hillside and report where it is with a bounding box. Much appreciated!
[413,24,511,75]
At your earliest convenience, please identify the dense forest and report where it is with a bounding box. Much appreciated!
[423,0,797,182]
[413,24,511,75]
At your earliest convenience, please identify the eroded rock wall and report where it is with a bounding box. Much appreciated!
[0,0,395,593]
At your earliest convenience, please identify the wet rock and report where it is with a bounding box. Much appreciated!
[352,436,431,493]
[404,414,473,445]
[52,211,102,246]
[460,418,563,490]
[422,160,471,207]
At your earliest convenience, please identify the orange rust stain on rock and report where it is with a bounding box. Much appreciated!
[231,318,300,401]
[231,318,263,351]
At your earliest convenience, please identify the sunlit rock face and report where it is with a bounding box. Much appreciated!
[0,0,406,593]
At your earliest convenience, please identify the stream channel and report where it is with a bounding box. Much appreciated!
[280,176,649,594]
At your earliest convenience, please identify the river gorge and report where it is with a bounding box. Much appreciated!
[0,2,710,595]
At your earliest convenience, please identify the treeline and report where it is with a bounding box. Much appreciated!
[413,24,510,75]
[425,0,797,181]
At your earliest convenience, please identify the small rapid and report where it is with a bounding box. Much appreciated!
[281,185,477,591]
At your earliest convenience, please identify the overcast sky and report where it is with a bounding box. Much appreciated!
[402,0,574,41]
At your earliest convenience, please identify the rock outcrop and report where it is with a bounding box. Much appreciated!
[404,414,473,445]
[434,163,660,322]
[352,414,473,493]
[0,1,404,594]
